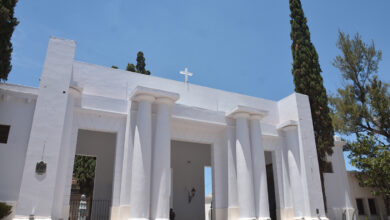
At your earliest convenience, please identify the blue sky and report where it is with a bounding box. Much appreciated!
[8,0,390,174]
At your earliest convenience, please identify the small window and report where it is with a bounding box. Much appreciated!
[0,125,10,143]
[356,198,365,215]
[368,199,377,215]
[323,161,333,173]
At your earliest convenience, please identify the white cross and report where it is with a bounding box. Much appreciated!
[180,67,193,83]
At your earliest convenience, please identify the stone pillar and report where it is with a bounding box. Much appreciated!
[281,124,306,218]
[249,115,270,220]
[15,37,76,219]
[234,112,256,219]
[52,85,82,219]
[129,94,155,220]
[151,97,174,220]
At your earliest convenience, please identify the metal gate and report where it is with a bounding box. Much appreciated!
[69,198,111,220]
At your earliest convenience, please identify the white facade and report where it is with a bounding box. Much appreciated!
[0,37,360,220]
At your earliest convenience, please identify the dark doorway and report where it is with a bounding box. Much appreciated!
[266,164,277,220]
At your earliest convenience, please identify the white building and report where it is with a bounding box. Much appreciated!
[0,37,383,220]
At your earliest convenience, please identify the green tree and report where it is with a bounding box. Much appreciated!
[114,51,151,75]
[289,0,334,208]
[73,155,96,196]
[0,0,19,81]
[0,202,12,219]
[135,51,151,75]
[126,63,136,72]
[330,31,390,212]
[111,65,118,69]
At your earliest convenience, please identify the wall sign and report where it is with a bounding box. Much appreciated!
[35,161,47,175]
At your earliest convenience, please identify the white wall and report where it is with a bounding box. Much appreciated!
[0,93,36,204]
[347,172,388,220]
[72,61,279,126]
[75,129,117,201]
[324,143,354,220]
[171,141,211,220]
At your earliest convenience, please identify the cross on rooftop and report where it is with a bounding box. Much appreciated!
[180,67,193,83]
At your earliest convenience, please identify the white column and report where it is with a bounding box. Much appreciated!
[280,143,294,219]
[52,86,81,219]
[117,101,134,219]
[151,97,174,220]
[282,125,306,219]
[130,94,155,220]
[235,112,256,219]
[249,115,270,220]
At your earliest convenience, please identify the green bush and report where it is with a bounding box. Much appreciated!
[0,202,12,219]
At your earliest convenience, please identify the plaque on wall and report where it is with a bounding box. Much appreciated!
[35,161,47,175]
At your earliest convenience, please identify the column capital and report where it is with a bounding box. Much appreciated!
[69,81,83,97]
[155,97,175,104]
[227,105,268,119]
[250,114,266,120]
[130,86,179,103]
[277,120,298,131]
[133,94,156,103]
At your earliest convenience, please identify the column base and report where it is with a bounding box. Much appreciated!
[110,205,130,220]
[293,217,329,220]
[129,218,149,220]
[13,216,52,220]
[228,207,239,220]
[277,207,294,220]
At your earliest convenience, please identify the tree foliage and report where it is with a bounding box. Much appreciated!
[126,63,136,72]
[289,0,334,208]
[330,31,390,209]
[73,155,96,196]
[0,202,12,218]
[126,51,151,75]
[0,0,19,81]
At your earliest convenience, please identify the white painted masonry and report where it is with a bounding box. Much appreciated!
[0,36,374,220]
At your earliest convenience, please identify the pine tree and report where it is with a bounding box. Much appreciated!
[0,0,19,81]
[289,0,334,209]
[330,32,390,212]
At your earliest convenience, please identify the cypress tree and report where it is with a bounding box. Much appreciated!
[122,51,151,75]
[0,0,19,81]
[135,51,150,75]
[289,0,334,209]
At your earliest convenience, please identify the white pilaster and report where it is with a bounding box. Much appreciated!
[234,112,256,219]
[280,123,306,219]
[249,115,270,220]
[52,85,82,219]
[129,94,155,220]
[15,37,76,219]
[150,97,174,220]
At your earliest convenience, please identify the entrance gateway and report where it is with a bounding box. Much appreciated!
[5,37,330,220]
